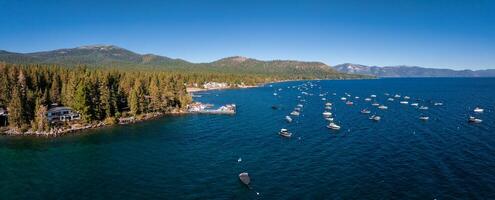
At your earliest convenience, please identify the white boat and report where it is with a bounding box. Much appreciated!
[369,115,381,121]
[419,106,429,110]
[325,106,332,110]
[404,96,410,100]
[321,98,326,101]
[400,101,409,104]
[294,107,301,111]
[372,103,380,107]
[239,172,251,185]
[387,98,394,101]
[355,96,360,99]
[273,93,277,96]
[325,102,333,106]
[322,111,332,117]
[297,104,304,108]
[285,116,293,123]
[411,103,419,107]
[327,123,341,130]
[290,111,300,116]
[434,102,443,106]
[346,101,354,105]
[361,109,371,114]
[394,94,401,98]
[370,94,377,98]
[341,97,347,101]
[279,128,292,137]
[364,98,372,102]
[468,116,482,123]
[378,105,388,110]
[419,116,429,121]
[325,117,334,121]
[474,107,484,113]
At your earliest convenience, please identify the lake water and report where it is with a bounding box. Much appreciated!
[1,78,494,199]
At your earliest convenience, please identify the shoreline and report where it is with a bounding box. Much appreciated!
[1,78,366,137]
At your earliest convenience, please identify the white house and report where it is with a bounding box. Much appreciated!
[47,107,80,123]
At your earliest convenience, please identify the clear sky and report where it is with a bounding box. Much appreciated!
[0,0,494,69]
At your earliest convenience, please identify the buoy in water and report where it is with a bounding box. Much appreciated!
[237,157,242,163]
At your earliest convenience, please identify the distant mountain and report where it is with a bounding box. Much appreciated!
[0,45,362,79]
[333,63,495,77]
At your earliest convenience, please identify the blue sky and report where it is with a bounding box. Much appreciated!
[0,0,494,69]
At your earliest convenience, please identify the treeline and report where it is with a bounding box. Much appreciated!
[0,63,195,132]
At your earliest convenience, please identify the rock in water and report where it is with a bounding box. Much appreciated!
[239,172,250,185]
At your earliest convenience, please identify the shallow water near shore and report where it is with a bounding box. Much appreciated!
[1,78,495,199]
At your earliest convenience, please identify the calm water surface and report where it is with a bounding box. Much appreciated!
[1,78,494,199]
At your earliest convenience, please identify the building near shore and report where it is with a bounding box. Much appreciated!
[47,107,80,123]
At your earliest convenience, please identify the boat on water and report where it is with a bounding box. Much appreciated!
[273,93,278,96]
[369,115,381,121]
[378,105,388,110]
[325,106,332,110]
[346,101,354,105]
[474,107,484,113]
[361,109,371,114]
[327,123,341,130]
[404,96,410,100]
[355,96,360,99]
[341,97,347,101]
[419,106,429,110]
[325,102,333,106]
[294,107,301,111]
[419,116,429,121]
[371,102,380,107]
[468,116,482,123]
[411,103,419,107]
[285,116,293,123]
[325,117,334,121]
[364,98,372,102]
[434,102,444,106]
[321,98,326,101]
[239,172,251,185]
[400,101,409,104]
[297,104,304,108]
[370,94,377,98]
[394,94,401,98]
[278,128,292,137]
[387,98,394,101]
[322,111,332,117]
[290,111,300,116]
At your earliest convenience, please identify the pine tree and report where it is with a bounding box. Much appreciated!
[8,85,25,129]
[149,76,161,112]
[32,97,50,132]
[73,80,92,122]
[50,74,61,105]
[128,86,139,116]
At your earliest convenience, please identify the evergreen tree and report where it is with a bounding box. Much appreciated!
[7,85,25,129]
[128,86,139,116]
[50,74,61,105]
[32,97,50,132]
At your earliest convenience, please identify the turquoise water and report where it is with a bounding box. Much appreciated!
[1,78,494,199]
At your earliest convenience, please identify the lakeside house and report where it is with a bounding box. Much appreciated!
[47,107,80,123]
[203,82,229,90]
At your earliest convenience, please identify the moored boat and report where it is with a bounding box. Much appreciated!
[378,105,388,110]
[285,116,293,123]
[400,101,409,104]
[278,128,292,137]
[239,172,251,185]
[419,116,429,121]
[468,116,482,123]
[474,107,484,113]
[327,122,341,130]
[361,109,371,114]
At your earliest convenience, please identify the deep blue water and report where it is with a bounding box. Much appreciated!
[1,78,494,199]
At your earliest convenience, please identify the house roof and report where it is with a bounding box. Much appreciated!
[47,106,74,113]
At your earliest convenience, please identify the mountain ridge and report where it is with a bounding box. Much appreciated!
[333,63,495,77]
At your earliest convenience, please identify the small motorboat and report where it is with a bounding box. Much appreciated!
[285,116,293,123]
[384,93,390,96]
[273,93,278,96]
[278,128,292,138]
[394,94,401,98]
[325,106,332,110]
[297,104,304,108]
[419,106,429,110]
[325,102,333,106]
[325,117,334,121]
[371,102,380,107]
[290,111,300,116]
[370,94,377,98]
[378,105,388,110]
[419,116,429,121]
[369,115,381,121]
[434,102,443,106]
[327,123,341,130]
[400,101,409,104]
[468,116,482,123]
[410,103,419,107]
[322,111,332,117]
[361,109,371,114]
[321,98,326,101]
[239,172,251,185]
[346,101,354,105]
[355,96,360,99]
[474,107,484,113]
[387,98,394,101]
[364,98,372,102]
[294,107,301,111]
[404,96,410,100]
[341,97,347,101]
